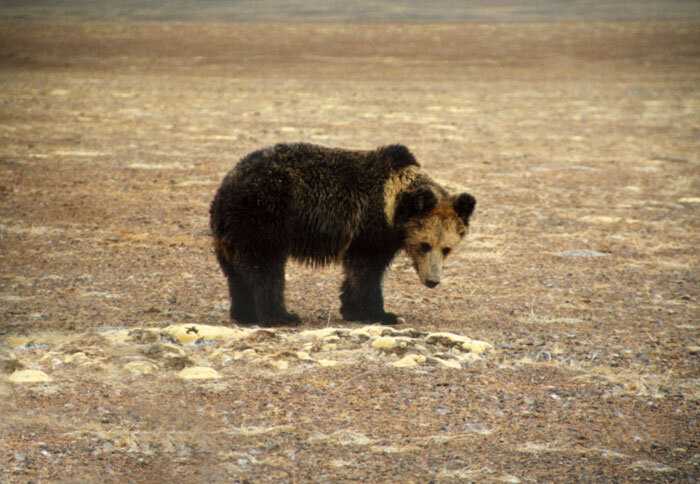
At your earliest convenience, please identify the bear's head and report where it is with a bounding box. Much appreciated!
[395,188,476,288]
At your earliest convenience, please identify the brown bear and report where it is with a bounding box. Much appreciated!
[209,143,476,326]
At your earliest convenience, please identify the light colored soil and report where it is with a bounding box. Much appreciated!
[0,20,699,483]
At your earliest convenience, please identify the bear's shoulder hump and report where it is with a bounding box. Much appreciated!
[377,144,419,172]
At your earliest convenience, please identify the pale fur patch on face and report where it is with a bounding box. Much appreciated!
[404,202,466,286]
[384,166,420,224]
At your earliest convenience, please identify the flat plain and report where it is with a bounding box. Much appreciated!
[0,18,699,483]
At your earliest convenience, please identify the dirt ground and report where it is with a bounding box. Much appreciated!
[0,19,699,483]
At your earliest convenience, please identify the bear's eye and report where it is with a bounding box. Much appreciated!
[442,247,451,256]
[419,242,432,253]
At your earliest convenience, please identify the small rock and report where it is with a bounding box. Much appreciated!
[429,357,462,369]
[392,354,426,368]
[64,352,89,365]
[687,346,700,354]
[498,475,521,484]
[295,351,314,361]
[177,366,221,380]
[350,325,389,339]
[371,336,410,353]
[160,324,245,344]
[266,359,289,371]
[144,343,193,370]
[233,349,257,360]
[297,327,347,340]
[462,422,493,435]
[144,342,185,358]
[164,355,194,370]
[9,369,52,383]
[678,197,700,204]
[210,349,233,365]
[317,359,338,367]
[456,352,482,365]
[426,332,493,354]
[123,361,159,375]
[127,329,159,344]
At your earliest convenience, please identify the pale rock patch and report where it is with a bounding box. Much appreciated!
[371,336,413,353]
[6,336,33,347]
[580,215,623,224]
[54,150,108,157]
[9,369,52,383]
[429,356,462,369]
[392,354,426,368]
[232,349,258,361]
[370,444,420,454]
[160,324,246,344]
[230,425,294,436]
[123,361,159,375]
[265,359,289,371]
[517,442,560,453]
[425,332,493,354]
[144,343,193,370]
[177,366,221,380]
[309,430,374,446]
[63,352,89,365]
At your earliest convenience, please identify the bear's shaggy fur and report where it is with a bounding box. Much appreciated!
[210,143,476,325]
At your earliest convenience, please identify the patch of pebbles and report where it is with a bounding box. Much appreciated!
[1,324,492,383]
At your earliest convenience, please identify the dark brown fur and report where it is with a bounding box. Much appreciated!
[209,143,475,325]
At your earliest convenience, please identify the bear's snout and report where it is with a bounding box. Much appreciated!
[425,279,440,288]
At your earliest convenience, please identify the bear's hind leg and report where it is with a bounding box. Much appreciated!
[215,248,257,324]
[340,253,398,325]
[247,257,300,326]
[226,270,257,324]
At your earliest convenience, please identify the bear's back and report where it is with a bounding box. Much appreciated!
[212,143,421,265]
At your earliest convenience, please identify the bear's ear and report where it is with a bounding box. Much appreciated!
[453,193,476,224]
[395,187,437,225]
[378,144,419,171]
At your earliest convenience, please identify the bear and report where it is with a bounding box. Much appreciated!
[209,143,476,326]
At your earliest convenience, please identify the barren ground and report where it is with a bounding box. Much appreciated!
[0,20,699,483]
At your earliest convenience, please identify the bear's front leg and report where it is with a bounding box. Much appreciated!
[340,254,398,325]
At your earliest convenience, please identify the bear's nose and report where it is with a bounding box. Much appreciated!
[425,279,440,288]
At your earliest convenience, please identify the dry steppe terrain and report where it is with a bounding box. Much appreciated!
[0,20,699,482]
